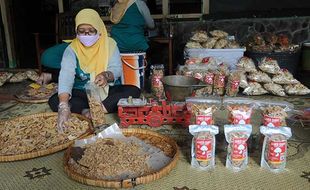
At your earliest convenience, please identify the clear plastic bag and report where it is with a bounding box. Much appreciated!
[85,82,106,127]
[186,97,221,125]
[225,71,241,97]
[258,57,281,74]
[284,83,310,95]
[213,71,226,96]
[236,56,257,72]
[247,71,272,83]
[263,83,286,97]
[150,64,165,99]
[260,126,292,172]
[189,125,219,171]
[224,124,252,172]
[272,69,299,85]
[243,82,268,96]
[223,97,256,125]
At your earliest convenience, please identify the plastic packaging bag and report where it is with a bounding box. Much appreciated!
[247,71,272,83]
[236,56,257,72]
[263,83,286,97]
[258,57,281,74]
[272,69,299,85]
[189,125,219,171]
[226,71,241,96]
[213,71,226,95]
[243,82,268,96]
[150,64,165,99]
[224,97,256,125]
[85,82,106,127]
[186,97,221,125]
[284,83,310,95]
[224,124,252,172]
[260,126,292,172]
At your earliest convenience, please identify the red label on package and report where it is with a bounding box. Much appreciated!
[231,137,247,160]
[204,74,214,84]
[151,75,162,87]
[217,75,225,87]
[231,113,251,124]
[195,138,212,161]
[268,140,286,163]
[196,115,213,125]
[194,73,203,81]
[231,80,240,90]
[263,115,281,127]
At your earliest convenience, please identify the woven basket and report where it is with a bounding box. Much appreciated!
[63,128,179,188]
[14,95,50,103]
[0,112,93,162]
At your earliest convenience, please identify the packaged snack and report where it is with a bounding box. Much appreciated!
[0,72,13,86]
[237,70,249,89]
[260,126,292,172]
[25,70,39,81]
[258,57,281,74]
[236,56,257,72]
[209,30,228,38]
[185,57,202,65]
[189,125,219,171]
[224,97,255,125]
[185,41,202,49]
[186,97,221,125]
[213,71,226,95]
[243,82,268,96]
[263,83,286,96]
[226,72,241,97]
[247,71,272,83]
[85,82,106,127]
[191,31,209,42]
[224,124,252,172]
[272,69,299,85]
[201,38,218,49]
[8,72,28,83]
[284,83,310,95]
[214,39,228,49]
[203,72,214,95]
[150,64,165,99]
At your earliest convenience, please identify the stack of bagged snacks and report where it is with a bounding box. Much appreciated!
[85,82,106,127]
[260,126,292,172]
[150,64,165,99]
[224,124,252,172]
[189,124,219,171]
[186,97,221,125]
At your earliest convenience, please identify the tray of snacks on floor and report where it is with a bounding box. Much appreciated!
[0,112,92,162]
[15,83,58,103]
[64,124,179,189]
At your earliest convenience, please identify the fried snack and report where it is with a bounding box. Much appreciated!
[263,83,286,97]
[203,72,214,95]
[226,132,249,168]
[236,56,257,72]
[191,30,209,42]
[284,83,310,95]
[209,30,228,38]
[190,104,218,125]
[185,41,203,49]
[238,70,248,89]
[214,39,228,49]
[264,134,287,169]
[262,105,287,127]
[194,131,214,167]
[201,38,218,49]
[213,72,226,95]
[8,72,28,83]
[0,72,13,86]
[272,69,299,84]
[25,70,39,81]
[225,40,240,49]
[69,138,151,180]
[263,32,278,45]
[23,83,57,99]
[87,96,105,127]
[258,57,281,74]
[243,82,268,96]
[226,72,240,97]
[227,105,253,125]
[0,115,89,155]
[247,71,272,83]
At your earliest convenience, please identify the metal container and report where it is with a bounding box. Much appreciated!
[161,75,206,101]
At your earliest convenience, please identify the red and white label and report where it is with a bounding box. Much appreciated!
[231,80,240,90]
[230,110,251,124]
[204,73,214,85]
[195,138,212,161]
[263,115,282,127]
[196,115,213,125]
[268,140,286,163]
[151,75,162,87]
[231,137,248,160]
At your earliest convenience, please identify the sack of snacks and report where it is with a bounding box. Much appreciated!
[263,83,286,97]
[247,71,272,83]
[150,64,165,99]
[186,97,221,125]
[243,82,268,96]
[258,57,281,74]
[284,83,310,95]
[272,69,299,85]
[226,71,241,96]
[224,97,256,125]
[224,124,252,172]
[236,56,257,72]
[189,124,219,171]
[85,82,106,127]
[260,126,292,172]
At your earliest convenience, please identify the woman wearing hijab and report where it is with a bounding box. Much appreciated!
[48,8,140,130]
[110,0,155,52]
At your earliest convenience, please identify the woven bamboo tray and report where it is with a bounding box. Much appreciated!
[0,112,93,162]
[63,128,179,188]
[14,83,58,103]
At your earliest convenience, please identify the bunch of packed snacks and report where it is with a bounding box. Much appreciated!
[150,64,165,99]
[258,57,281,74]
[224,124,252,172]
[189,125,219,171]
[186,97,221,125]
[85,82,106,127]
[243,82,268,95]
[260,126,292,172]
[236,57,257,72]
[0,115,89,155]
[263,83,286,97]
[0,72,13,86]
[225,71,241,96]
[284,83,310,95]
[224,97,255,125]
[247,71,272,83]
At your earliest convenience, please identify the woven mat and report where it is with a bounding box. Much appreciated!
[0,96,310,190]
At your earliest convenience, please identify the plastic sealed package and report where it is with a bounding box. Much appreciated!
[224,97,256,125]
[190,30,209,42]
[258,57,281,74]
[284,83,310,95]
[247,71,272,83]
[189,125,219,171]
[213,71,226,96]
[260,126,292,172]
[243,82,268,96]
[272,69,299,85]
[85,82,106,127]
[0,72,13,86]
[224,124,252,172]
[236,56,257,72]
[186,97,221,125]
[150,64,165,99]
[203,72,214,95]
[263,83,286,96]
[226,71,241,97]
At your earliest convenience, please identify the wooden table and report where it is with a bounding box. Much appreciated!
[149,36,174,75]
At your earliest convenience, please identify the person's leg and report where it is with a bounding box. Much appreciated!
[48,89,89,114]
[102,85,141,113]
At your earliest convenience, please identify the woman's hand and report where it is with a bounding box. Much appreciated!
[36,72,52,85]
[95,71,114,87]
[57,102,71,133]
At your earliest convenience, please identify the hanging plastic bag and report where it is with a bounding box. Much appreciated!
[189,124,219,171]
[150,64,165,99]
[224,124,252,172]
[260,126,292,172]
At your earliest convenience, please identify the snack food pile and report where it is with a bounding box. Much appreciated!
[0,70,39,86]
